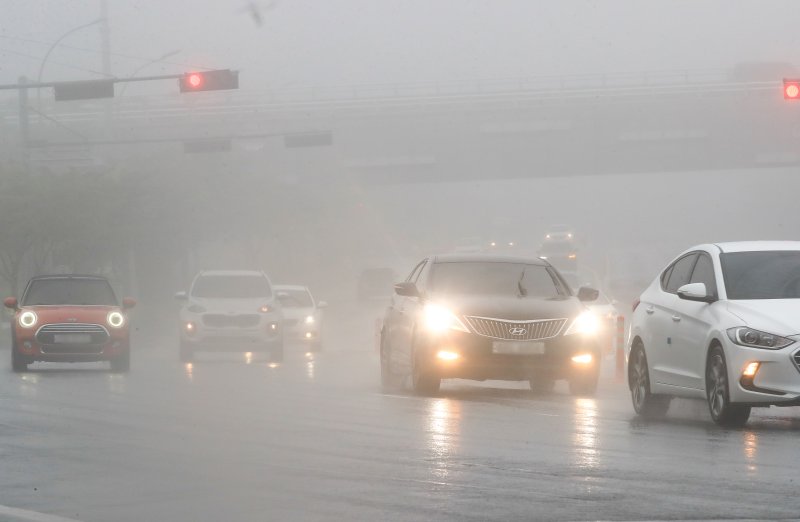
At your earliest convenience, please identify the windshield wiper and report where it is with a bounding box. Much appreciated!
[517,268,528,298]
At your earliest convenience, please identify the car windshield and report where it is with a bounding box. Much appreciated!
[721,251,800,300]
[192,275,272,299]
[277,289,313,308]
[23,278,117,306]
[429,262,566,297]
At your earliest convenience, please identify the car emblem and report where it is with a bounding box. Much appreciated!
[509,327,527,336]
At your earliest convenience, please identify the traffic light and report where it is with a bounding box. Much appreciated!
[179,69,239,93]
[783,79,800,100]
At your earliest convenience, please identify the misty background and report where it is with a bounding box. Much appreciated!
[1,1,799,330]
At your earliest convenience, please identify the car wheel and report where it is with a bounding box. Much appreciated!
[706,345,751,427]
[179,340,194,363]
[11,342,29,373]
[379,333,403,391]
[110,350,130,373]
[629,344,670,418]
[411,348,440,396]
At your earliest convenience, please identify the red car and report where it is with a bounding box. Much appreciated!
[4,275,135,372]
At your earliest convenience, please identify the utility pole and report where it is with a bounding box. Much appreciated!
[100,0,111,78]
[17,76,29,147]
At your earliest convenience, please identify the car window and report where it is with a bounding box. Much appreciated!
[721,251,800,299]
[665,254,698,294]
[689,254,717,297]
[405,260,426,283]
[429,262,566,297]
[23,278,118,306]
[277,289,314,308]
[660,265,674,290]
[192,275,272,298]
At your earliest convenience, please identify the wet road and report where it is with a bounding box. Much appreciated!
[1,309,800,522]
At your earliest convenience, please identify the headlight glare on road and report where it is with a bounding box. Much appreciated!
[423,303,469,333]
[18,310,37,328]
[726,327,793,350]
[564,311,599,336]
[107,311,125,328]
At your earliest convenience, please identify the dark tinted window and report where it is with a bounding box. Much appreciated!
[277,289,313,308]
[23,278,117,306]
[665,254,697,294]
[429,262,565,297]
[192,275,272,299]
[660,265,674,290]
[721,251,800,299]
[689,254,717,296]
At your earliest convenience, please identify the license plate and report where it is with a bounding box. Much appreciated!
[492,341,545,355]
[53,334,92,344]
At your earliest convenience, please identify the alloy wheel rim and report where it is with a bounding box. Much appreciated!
[632,351,647,408]
[708,355,726,418]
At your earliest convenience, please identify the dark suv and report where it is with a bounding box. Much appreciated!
[380,254,601,395]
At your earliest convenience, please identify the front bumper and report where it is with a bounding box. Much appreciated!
[726,339,800,404]
[14,327,129,363]
[180,313,283,350]
[417,330,600,381]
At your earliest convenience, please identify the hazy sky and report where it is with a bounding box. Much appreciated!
[1,1,799,90]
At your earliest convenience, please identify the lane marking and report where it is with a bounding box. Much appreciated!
[0,505,81,522]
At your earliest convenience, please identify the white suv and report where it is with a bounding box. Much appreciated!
[176,270,284,362]
[628,241,800,426]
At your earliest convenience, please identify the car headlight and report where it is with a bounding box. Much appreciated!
[259,305,273,313]
[564,311,599,336]
[18,310,37,329]
[187,304,206,314]
[726,327,793,350]
[107,311,125,329]
[423,303,469,333]
[305,315,315,324]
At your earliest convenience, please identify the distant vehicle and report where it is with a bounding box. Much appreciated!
[4,275,136,373]
[544,224,574,242]
[628,241,800,427]
[538,240,578,273]
[176,270,283,362]
[380,254,601,395]
[357,267,396,303]
[275,285,327,351]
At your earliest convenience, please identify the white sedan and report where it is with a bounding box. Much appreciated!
[627,241,800,426]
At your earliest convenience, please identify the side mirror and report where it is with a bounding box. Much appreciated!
[122,297,137,309]
[3,297,18,309]
[677,282,716,303]
[317,301,328,309]
[577,286,599,302]
[394,282,420,298]
[174,291,188,301]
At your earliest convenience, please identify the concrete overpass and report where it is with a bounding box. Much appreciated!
[2,68,797,183]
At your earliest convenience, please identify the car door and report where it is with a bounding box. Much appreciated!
[648,253,698,388]
[670,252,719,390]
[386,260,426,374]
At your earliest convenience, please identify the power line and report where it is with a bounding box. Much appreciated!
[0,47,110,78]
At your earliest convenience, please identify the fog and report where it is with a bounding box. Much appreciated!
[2,2,800,521]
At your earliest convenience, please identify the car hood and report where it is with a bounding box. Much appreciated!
[282,307,315,320]
[187,297,275,314]
[23,305,120,325]
[431,295,584,321]
[725,300,800,336]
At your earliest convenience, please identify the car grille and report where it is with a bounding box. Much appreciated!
[463,316,568,341]
[202,314,260,328]
[36,323,109,346]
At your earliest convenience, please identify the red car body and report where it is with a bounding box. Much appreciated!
[5,275,135,372]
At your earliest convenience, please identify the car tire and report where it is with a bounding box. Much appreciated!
[11,342,29,373]
[379,333,403,391]
[179,340,194,363]
[411,348,440,396]
[706,345,751,427]
[629,344,671,418]
[110,350,130,373]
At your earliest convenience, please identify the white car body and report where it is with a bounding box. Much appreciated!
[178,270,283,353]
[628,241,800,410]
[274,285,326,347]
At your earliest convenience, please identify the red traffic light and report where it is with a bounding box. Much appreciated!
[783,79,800,100]
[179,69,239,93]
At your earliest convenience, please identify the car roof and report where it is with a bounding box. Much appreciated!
[29,274,109,281]
[274,285,309,291]
[196,270,266,277]
[713,241,800,253]
[432,253,549,266]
